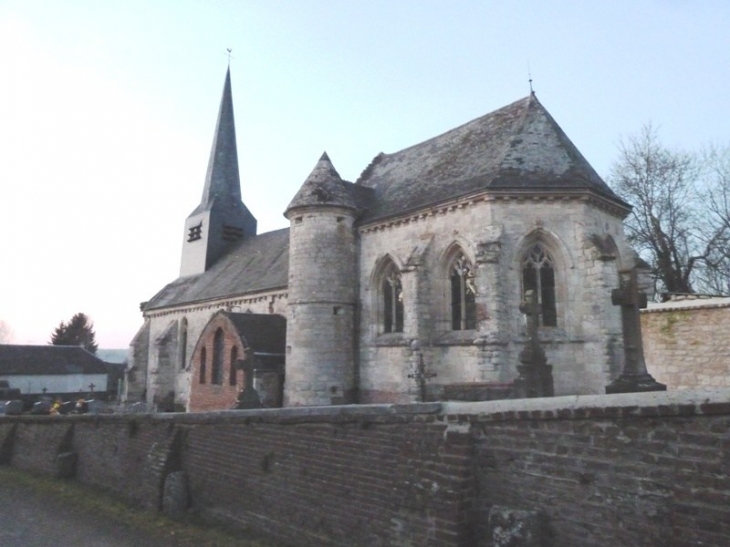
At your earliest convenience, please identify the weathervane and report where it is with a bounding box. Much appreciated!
[528,60,534,94]
[226,47,233,65]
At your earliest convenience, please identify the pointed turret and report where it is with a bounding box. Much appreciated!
[284,152,358,406]
[180,68,257,277]
[285,152,356,215]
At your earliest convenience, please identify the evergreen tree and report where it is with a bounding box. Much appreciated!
[50,313,98,354]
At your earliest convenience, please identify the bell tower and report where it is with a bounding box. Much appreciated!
[180,68,257,277]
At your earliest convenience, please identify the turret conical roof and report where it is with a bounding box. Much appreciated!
[285,152,356,215]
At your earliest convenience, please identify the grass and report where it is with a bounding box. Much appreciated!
[0,466,283,547]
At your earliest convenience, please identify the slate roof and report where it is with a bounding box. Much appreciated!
[224,312,286,355]
[0,345,110,375]
[144,227,289,310]
[355,94,628,222]
[192,67,243,215]
[286,152,357,214]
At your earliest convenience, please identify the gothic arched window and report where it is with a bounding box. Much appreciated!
[199,347,207,384]
[229,346,238,386]
[211,328,224,384]
[521,243,557,327]
[179,318,188,370]
[381,260,404,333]
[450,252,476,330]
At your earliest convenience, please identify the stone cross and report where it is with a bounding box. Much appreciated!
[234,354,262,409]
[88,383,96,393]
[606,268,666,393]
[513,290,554,398]
[520,289,541,347]
[408,352,437,403]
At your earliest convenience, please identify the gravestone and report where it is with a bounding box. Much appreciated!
[130,402,149,414]
[31,400,52,415]
[1,400,23,415]
[163,471,189,518]
[513,290,554,398]
[606,268,666,394]
[86,399,106,414]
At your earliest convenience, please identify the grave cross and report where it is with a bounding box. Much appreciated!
[408,351,437,403]
[88,383,96,393]
[513,290,553,398]
[234,354,262,409]
[606,268,666,393]
[520,289,542,352]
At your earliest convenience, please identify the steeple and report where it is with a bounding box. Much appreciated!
[197,67,242,211]
[180,68,257,277]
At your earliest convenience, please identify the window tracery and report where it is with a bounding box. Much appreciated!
[450,252,476,330]
[521,243,557,326]
[381,260,404,333]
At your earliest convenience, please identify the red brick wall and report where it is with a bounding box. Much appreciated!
[189,314,244,412]
[3,392,730,547]
[467,399,730,547]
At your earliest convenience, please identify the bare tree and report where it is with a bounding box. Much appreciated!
[610,125,730,298]
[694,145,730,294]
[0,320,13,344]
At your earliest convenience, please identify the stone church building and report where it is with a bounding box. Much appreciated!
[126,68,638,412]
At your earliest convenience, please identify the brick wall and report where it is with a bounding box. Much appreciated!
[2,390,729,546]
[642,300,730,390]
[188,313,244,412]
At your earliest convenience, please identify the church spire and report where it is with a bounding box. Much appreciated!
[180,67,257,277]
[200,66,241,208]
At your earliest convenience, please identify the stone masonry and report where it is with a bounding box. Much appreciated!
[642,297,730,390]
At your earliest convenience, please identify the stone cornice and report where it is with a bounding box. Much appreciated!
[358,189,629,234]
[143,289,288,319]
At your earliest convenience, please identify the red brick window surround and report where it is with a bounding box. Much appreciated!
[212,328,224,385]
[229,346,238,386]
[199,347,207,384]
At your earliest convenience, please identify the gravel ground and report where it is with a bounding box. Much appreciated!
[0,467,278,547]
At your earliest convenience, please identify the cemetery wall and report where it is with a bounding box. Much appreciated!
[1,390,729,547]
[642,298,730,390]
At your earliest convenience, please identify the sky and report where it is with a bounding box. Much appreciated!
[1,0,729,348]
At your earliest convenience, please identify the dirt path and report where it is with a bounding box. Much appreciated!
[0,467,277,547]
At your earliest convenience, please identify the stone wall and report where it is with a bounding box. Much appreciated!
[642,298,730,390]
[358,197,630,402]
[4,391,728,546]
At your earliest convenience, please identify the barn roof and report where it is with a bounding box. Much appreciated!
[0,345,110,375]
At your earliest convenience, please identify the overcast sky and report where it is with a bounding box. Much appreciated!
[1,0,729,348]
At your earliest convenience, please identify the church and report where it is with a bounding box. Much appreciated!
[126,68,637,412]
